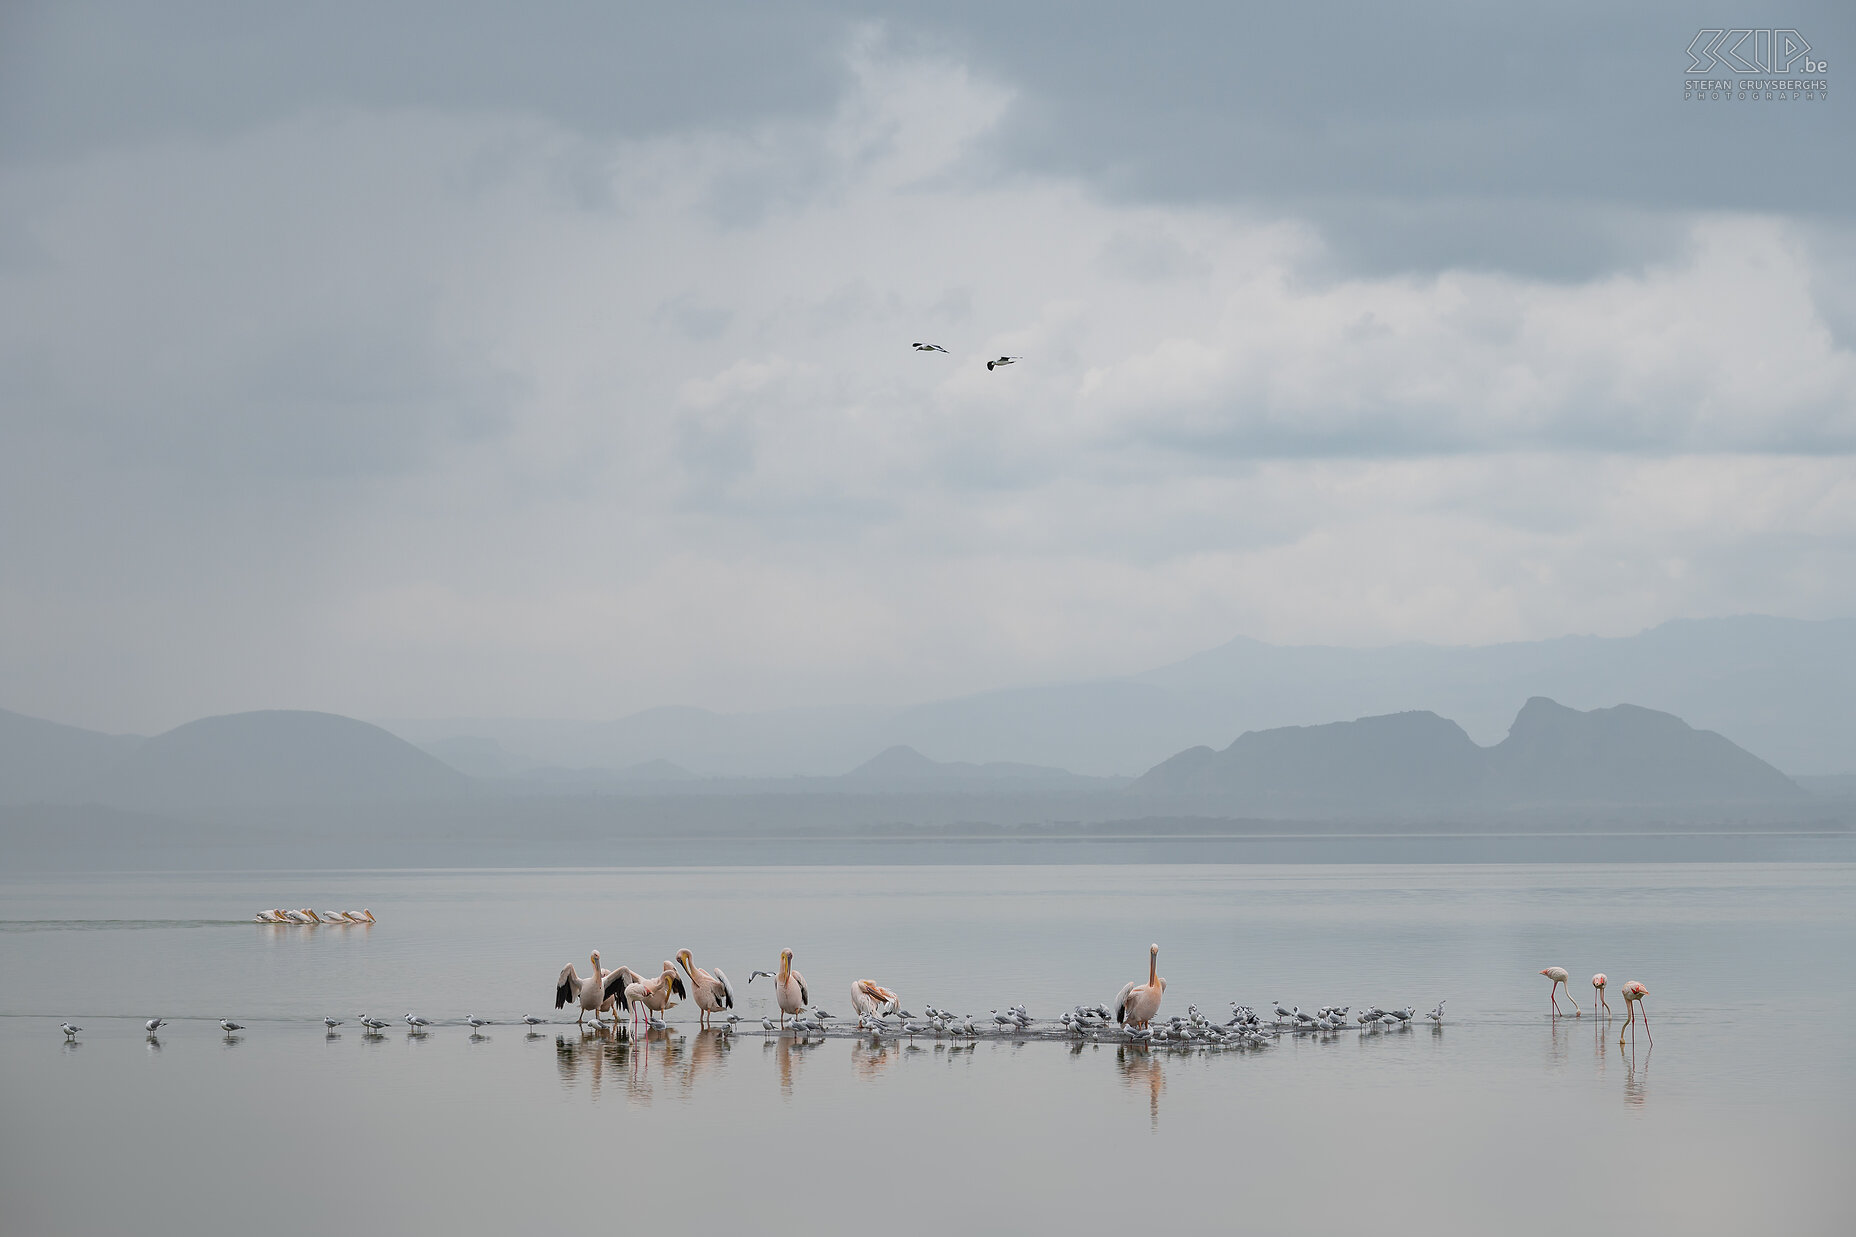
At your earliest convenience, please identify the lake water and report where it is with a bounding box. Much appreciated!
[2,863,1851,1234]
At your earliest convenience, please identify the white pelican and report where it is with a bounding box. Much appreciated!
[749,948,808,1028]
[676,949,735,1028]
[555,950,640,1026]
[623,961,688,1031]
[253,910,285,923]
[1539,967,1580,1017]
[849,980,900,1020]
[1114,944,1166,1030]
[345,909,376,924]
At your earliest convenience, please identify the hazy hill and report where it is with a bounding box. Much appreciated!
[844,744,1124,790]
[89,710,467,815]
[382,616,1856,777]
[0,707,143,804]
[1135,697,1802,811]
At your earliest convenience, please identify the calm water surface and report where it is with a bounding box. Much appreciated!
[2,863,1851,1235]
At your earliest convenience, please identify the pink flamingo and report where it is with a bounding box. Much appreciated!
[1617,981,1650,1045]
[1591,973,1610,1016]
[1539,967,1580,1017]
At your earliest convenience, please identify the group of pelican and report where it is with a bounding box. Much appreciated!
[1540,967,1651,1043]
[556,943,1182,1037]
[253,908,374,925]
[555,949,732,1031]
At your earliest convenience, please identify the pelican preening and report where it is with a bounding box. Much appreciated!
[1591,973,1611,1016]
[1115,944,1167,1030]
[555,951,641,1027]
[849,980,901,1020]
[1618,982,1651,1045]
[676,949,735,1028]
[749,949,808,1028]
[623,962,689,1033]
[1539,967,1580,1017]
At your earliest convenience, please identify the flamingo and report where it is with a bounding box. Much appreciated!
[1114,944,1167,1030]
[1617,981,1651,1045]
[623,962,688,1032]
[749,949,808,1028]
[849,980,901,1020]
[676,949,735,1028]
[1539,967,1580,1016]
[1591,973,1611,1016]
[555,950,640,1026]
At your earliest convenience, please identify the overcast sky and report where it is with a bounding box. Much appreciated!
[2,1,1852,734]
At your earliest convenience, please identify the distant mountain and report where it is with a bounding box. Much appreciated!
[378,616,1856,777]
[1134,697,1802,812]
[844,744,1124,789]
[89,710,467,815]
[0,707,143,804]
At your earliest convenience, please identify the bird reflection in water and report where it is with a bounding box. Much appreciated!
[1545,1013,1574,1069]
[554,1027,633,1102]
[1116,1045,1166,1128]
[1620,1042,1651,1109]
[764,1031,820,1096]
[851,1036,895,1082]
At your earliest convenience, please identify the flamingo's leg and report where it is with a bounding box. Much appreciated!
[1639,1006,1651,1045]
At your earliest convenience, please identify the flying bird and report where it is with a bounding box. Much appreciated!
[912,342,948,352]
[985,356,1020,371]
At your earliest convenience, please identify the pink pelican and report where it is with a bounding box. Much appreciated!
[749,949,808,1028]
[1114,944,1166,1030]
[1617,981,1651,1045]
[624,962,688,1032]
[676,949,735,1028]
[1591,973,1611,1016]
[1539,967,1580,1016]
[849,980,901,1020]
[555,950,640,1026]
